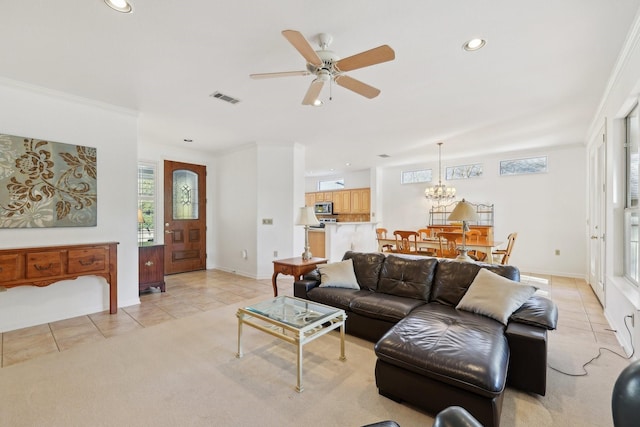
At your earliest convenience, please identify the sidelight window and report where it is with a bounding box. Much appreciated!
[138,162,157,245]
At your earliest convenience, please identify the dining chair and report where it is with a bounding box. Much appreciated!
[492,232,517,265]
[466,229,481,241]
[437,232,461,258]
[392,230,419,254]
[376,228,394,252]
[416,228,439,256]
[466,229,487,262]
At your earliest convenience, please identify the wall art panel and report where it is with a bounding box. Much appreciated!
[0,133,97,228]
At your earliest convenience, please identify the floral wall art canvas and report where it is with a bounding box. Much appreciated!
[0,134,97,228]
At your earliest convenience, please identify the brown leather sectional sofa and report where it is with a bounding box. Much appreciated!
[293,251,558,427]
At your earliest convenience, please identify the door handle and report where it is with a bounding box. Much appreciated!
[590,235,598,239]
[165,230,173,234]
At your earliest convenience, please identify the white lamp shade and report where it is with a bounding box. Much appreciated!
[448,199,479,222]
[296,206,320,226]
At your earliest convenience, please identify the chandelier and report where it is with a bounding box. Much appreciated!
[425,142,456,203]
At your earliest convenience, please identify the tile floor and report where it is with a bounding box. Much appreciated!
[521,273,623,349]
[0,269,623,368]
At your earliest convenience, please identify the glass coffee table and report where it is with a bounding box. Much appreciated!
[236,296,347,392]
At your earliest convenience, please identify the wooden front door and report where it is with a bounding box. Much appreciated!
[163,160,206,274]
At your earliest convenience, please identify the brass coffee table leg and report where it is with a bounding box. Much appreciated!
[236,312,244,358]
[339,319,346,361]
[296,332,304,392]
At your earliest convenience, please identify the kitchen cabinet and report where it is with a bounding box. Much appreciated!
[350,188,371,213]
[139,244,165,292]
[308,230,326,258]
[305,193,316,207]
[332,190,351,213]
[304,188,371,214]
[314,192,333,202]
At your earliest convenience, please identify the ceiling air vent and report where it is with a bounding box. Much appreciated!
[378,154,391,158]
[210,91,240,104]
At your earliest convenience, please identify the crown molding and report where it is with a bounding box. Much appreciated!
[587,8,640,140]
[0,76,138,117]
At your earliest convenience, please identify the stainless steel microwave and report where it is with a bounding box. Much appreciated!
[314,202,333,215]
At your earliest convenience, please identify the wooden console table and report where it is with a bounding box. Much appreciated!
[0,242,118,314]
[272,257,327,297]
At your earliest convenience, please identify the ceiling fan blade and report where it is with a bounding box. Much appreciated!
[250,71,311,79]
[335,75,381,99]
[282,30,323,67]
[334,45,395,72]
[302,79,324,105]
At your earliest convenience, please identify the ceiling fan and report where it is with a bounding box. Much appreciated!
[250,30,395,105]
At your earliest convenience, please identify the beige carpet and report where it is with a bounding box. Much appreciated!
[0,298,631,427]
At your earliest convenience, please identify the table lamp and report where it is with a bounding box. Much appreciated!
[447,199,479,262]
[296,206,320,260]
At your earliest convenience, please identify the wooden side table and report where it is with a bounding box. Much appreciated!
[271,257,327,296]
[139,244,165,293]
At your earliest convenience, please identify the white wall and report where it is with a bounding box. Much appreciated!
[256,143,301,278]
[216,145,258,277]
[586,14,640,356]
[0,79,139,332]
[217,142,304,280]
[379,145,587,277]
[305,169,370,192]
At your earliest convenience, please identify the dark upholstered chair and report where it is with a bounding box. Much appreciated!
[432,407,483,427]
[361,406,482,427]
[612,359,640,427]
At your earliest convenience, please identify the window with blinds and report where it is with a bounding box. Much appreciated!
[138,162,157,245]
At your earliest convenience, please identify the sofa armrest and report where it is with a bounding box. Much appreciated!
[505,322,548,395]
[302,268,321,282]
[509,295,558,330]
[293,279,320,299]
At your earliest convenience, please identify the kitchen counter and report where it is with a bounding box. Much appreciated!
[322,222,378,262]
[310,221,375,231]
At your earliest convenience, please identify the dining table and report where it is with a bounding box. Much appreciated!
[377,235,504,264]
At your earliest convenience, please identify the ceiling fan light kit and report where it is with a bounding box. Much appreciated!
[250,30,395,105]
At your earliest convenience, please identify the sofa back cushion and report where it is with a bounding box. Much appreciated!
[430,259,520,306]
[342,251,386,291]
[377,255,437,300]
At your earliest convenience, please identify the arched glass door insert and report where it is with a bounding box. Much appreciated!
[172,169,199,220]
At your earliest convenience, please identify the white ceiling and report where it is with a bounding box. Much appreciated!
[1,1,639,176]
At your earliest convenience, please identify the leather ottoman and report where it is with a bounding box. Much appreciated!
[374,304,509,427]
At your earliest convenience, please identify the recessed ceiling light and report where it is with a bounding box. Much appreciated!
[345,162,351,166]
[463,38,486,51]
[104,0,133,13]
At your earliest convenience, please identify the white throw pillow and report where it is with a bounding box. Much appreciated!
[456,268,537,325]
[318,259,360,289]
